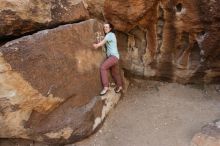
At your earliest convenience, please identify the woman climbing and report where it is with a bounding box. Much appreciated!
[93,22,123,96]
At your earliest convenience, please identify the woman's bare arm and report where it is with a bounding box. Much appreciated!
[93,39,107,49]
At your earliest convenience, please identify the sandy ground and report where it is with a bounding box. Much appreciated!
[75,80,220,146]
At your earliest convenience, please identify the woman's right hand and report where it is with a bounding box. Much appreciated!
[93,43,99,49]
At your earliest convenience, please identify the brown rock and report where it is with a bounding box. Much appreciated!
[104,0,158,32]
[0,19,125,144]
[0,0,89,37]
[191,120,220,146]
[0,139,47,146]
[84,0,105,20]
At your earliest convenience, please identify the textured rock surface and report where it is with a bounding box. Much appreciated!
[84,0,105,20]
[104,0,220,83]
[0,139,47,146]
[0,0,89,37]
[191,119,220,146]
[0,19,125,144]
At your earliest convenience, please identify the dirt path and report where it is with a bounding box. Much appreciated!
[75,80,220,146]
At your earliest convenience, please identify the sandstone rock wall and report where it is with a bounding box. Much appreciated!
[1,0,219,83]
[84,0,105,20]
[104,0,220,83]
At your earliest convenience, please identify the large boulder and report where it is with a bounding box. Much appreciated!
[0,0,89,37]
[104,0,220,83]
[0,19,125,144]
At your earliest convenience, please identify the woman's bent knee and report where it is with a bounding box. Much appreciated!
[100,65,106,71]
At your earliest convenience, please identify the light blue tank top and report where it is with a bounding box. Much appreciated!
[104,32,120,59]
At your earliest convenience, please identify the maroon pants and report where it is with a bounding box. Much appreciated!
[100,56,122,87]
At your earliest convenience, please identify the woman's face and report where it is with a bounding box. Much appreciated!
[104,24,111,33]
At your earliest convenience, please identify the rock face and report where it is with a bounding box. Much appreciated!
[0,19,124,144]
[84,0,105,20]
[0,0,89,37]
[2,0,218,83]
[191,120,220,146]
[104,0,220,83]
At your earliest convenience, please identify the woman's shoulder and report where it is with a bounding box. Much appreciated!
[105,32,116,41]
[108,32,116,37]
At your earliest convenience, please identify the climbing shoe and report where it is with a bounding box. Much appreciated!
[100,87,109,96]
[115,86,123,93]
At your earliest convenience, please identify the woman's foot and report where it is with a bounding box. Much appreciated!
[115,86,123,93]
[100,87,109,96]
